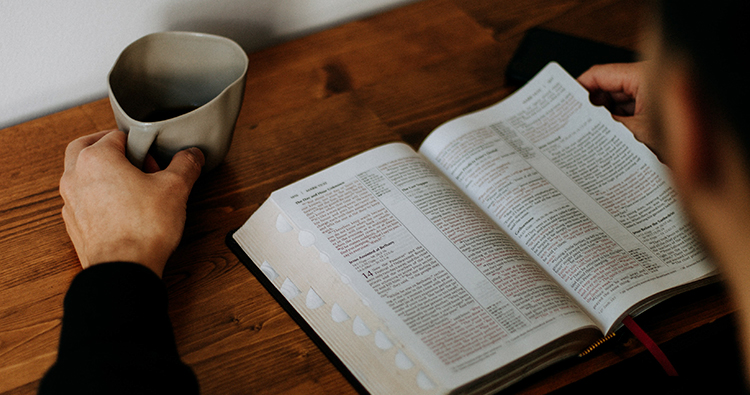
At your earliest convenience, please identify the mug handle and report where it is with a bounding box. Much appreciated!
[126,126,158,169]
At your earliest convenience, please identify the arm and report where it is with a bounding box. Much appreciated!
[38,262,200,394]
[40,130,204,393]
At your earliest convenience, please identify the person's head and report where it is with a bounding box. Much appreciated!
[644,0,750,271]
[652,1,749,155]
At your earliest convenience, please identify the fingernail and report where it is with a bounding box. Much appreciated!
[186,147,205,166]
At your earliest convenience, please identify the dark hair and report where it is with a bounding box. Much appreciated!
[657,0,750,156]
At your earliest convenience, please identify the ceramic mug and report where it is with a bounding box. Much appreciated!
[108,31,248,172]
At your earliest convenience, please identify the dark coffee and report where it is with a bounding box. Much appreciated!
[140,105,199,122]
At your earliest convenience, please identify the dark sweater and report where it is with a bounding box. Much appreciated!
[38,262,199,394]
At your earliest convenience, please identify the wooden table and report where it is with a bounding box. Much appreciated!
[1,0,743,393]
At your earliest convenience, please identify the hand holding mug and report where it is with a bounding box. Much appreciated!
[59,130,205,277]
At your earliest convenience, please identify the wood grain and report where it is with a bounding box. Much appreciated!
[0,0,737,394]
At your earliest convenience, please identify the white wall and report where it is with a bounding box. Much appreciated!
[0,0,418,129]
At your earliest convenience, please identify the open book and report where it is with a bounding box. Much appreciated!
[228,62,716,394]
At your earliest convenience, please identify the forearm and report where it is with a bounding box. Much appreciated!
[38,262,199,394]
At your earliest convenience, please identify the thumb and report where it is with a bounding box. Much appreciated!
[164,147,205,188]
[613,114,661,158]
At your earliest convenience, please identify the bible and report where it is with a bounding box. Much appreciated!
[228,62,716,394]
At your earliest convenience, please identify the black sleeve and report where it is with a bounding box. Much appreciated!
[38,262,200,395]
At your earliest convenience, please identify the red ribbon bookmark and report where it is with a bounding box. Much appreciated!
[622,315,678,376]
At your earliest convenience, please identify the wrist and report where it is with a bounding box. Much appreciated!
[83,240,170,278]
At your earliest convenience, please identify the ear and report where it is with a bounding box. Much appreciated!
[658,66,716,194]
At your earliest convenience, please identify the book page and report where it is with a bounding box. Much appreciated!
[419,62,715,332]
[234,200,436,395]
[263,143,599,390]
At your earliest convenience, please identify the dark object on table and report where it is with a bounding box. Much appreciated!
[507,27,637,85]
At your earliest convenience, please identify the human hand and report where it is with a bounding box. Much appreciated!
[59,130,204,277]
[578,62,658,156]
